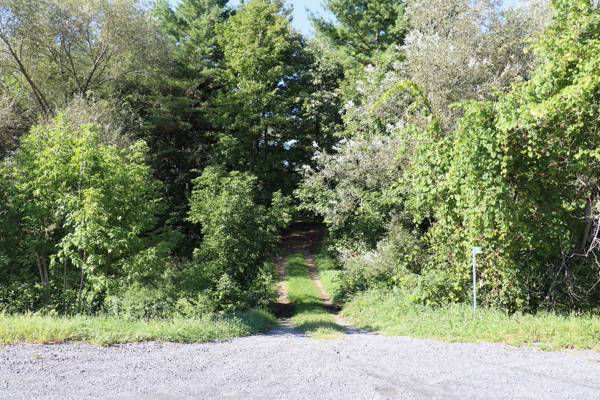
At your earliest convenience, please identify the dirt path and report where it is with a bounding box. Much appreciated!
[273,222,348,327]
[273,222,320,319]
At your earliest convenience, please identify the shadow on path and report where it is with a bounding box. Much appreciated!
[270,222,371,336]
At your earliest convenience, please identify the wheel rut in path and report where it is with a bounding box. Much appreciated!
[273,222,357,332]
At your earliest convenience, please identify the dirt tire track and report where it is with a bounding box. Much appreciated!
[274,222,347,323]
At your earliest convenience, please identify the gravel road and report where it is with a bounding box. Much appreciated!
[1,323,599,400]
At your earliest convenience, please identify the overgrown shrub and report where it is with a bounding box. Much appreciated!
[1,114,179,312]
[408,0,600,311]
[334,220,429,301]
[188,167,290,310]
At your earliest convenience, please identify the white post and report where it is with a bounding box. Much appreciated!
[472,247,483,313]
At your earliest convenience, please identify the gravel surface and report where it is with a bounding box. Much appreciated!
[1,323,599,400]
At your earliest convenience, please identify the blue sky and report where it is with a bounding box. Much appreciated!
[168,0,520,37]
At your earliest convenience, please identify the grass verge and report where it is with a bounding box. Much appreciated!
[314,230,344,305]
[343,289,600,351]
[320,270,342,305]
[0,309,276,346]
[285,252,345,337]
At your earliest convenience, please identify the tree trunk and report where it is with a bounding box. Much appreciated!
[0,35,50,115]
[35,252,50,304]
[580,196,594,253]
[77,250,86,313]
[63,257,68,294]
[77,267,85,314]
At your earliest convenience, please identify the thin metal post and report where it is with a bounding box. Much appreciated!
[472,247,483,313]
[472,248,476,313]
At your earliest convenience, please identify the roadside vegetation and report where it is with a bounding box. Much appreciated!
[0,310,276,346]
[0,0,598,348]
[316,235,600,350]
[342,289,600,351]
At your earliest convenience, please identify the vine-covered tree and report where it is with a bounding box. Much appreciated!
[409,0,600,310]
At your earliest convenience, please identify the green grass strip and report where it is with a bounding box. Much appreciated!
[343,289,600,351]
[0,309,276,346]
[285,252,345,337]
[319,270,342,305]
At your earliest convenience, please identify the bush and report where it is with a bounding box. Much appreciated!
[0,283,45,314]
[334,221,428,301]
[103,284,219,320]
[1,114,179,312]
[188,167,290,310]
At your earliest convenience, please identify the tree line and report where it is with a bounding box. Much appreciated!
[0,0,598,316]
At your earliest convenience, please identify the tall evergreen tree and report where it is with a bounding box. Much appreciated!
[143,0,230,255]
[309,0,408,68]
[213,0,317,196]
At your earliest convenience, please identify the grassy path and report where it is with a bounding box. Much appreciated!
[286,252,345,337]
[275,223,346,337]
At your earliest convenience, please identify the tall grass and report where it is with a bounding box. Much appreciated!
[0,310,276,346]
[343,289,600,350]
[285,253,345,336]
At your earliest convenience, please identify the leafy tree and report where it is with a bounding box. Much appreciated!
[213,0,307,192]
[308,0,409,107]
[297,134,406,250]
[300,37,345,149]
[0,91,30,159]
[188,166,290,309]
[6,115,178,310]
[0,167,21,278]
[210,0,342,200]
[0,0,168,143]
[399,0,551,130]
